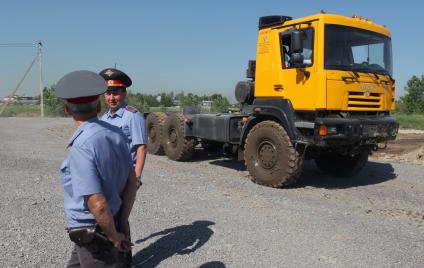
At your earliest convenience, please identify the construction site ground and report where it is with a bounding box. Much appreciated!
[1,118,423,267]
[371,129,424,165]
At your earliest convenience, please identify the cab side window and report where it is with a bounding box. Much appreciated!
[280,27,314,68]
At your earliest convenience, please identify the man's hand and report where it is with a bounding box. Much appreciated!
[110,232,133,252]
[119,218,131,239]
[136,177,143,189]
[134,144,146,190]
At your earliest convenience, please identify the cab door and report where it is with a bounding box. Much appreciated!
[278,23,319,110]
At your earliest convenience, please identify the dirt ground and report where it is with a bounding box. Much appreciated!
[371,129,424,165]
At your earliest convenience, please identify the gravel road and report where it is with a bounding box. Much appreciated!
[1,117,423,268]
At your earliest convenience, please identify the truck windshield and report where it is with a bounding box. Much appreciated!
[324,24,393,76]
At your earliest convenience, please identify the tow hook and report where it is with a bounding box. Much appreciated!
[377,141,388,150]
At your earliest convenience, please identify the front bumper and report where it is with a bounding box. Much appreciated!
[313,115,399,147]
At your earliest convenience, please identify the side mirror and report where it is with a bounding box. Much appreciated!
[290,30,306,66]
[290,53,304,66]
[291,30,305,53]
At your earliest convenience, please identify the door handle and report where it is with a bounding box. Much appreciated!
[274,84,284,91]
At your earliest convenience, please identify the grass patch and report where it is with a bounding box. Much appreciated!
[0,104,41,117]
[393,113,424,130]
[148,106,183,112]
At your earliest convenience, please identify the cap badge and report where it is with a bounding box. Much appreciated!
[104,69,114,77]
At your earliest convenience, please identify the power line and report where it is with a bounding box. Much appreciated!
[0,43,36,48]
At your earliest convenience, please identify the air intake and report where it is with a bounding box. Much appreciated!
[347,91,382,110]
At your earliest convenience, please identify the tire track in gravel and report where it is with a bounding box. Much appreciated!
[147,153,274,210]
[294,163,424,229]
[147,152,424,229]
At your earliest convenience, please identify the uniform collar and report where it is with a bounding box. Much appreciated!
[67,117,99,148]
[107,102,127,118]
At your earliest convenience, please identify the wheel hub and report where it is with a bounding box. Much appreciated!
[149,127,156,141]
[169,128,178,146]
[258,141,277,169]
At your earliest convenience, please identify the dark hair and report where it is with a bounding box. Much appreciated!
[65,99,99,115]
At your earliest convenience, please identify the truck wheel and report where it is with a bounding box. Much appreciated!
[244,120,303,188]
[163,113,196,161]
[146,112,167,155]
[315,151,368,177]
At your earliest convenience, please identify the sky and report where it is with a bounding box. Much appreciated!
[0,0,423,102]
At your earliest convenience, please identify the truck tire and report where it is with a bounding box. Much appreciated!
[244,120,303,188]
[314,151,368,177]
[146,112,167,155]
[163,113,196,161]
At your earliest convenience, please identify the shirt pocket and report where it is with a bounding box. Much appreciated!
[121,125,131,139]
[60,159,73,196]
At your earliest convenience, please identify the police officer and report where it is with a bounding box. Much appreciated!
[56,70,138,267]
[99,68,147,189]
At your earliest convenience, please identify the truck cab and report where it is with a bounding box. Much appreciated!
[255,14,395,111]
[244,13,398,154]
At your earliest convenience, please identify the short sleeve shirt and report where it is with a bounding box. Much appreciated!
[101,102,147,163]
[60,117,132,227]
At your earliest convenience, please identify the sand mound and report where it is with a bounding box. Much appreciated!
[370,131,424,165]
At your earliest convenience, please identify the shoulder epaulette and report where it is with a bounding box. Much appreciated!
[125,105,138,113]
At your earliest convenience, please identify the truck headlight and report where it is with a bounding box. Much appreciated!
[319,125,338,136]
[327,126,338,135]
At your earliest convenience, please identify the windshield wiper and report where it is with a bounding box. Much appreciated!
[379,70,395,83]
[326,65,392,82]
[372,73,379,80]
[340,70,360,82]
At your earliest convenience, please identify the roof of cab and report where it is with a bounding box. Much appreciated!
[263,13,391,37]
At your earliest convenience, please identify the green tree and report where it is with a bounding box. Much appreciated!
[394,100,407,114]
[126,91,148,111]
[211,94,230,112]
[175,91,185,103]
[159,92,174,107]
[143,94,160,107]
[399,75,424,114]
[43,85,66,116]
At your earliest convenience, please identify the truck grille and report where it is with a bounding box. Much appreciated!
[347,91,382,110]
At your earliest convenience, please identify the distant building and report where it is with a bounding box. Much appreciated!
[1,95,39,105]
[173,99,181,106]
[202,100,213,110]
[17,96,40,105]
[2,95,18,103]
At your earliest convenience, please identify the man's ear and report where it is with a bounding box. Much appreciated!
[64,104,73,116]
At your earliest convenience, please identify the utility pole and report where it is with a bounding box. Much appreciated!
[0,49,39,116]
[0,41,44,117]
[37,41,44,117]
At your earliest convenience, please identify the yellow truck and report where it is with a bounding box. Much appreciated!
[147,13,398,188]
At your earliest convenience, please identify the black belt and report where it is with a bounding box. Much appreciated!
[67,225,114,252]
